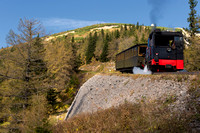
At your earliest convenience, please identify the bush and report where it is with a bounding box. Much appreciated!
[53,102,190,133]
[184,37,200,71]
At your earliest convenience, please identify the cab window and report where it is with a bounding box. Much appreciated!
[138,46,146,56]
[174,36,183,42]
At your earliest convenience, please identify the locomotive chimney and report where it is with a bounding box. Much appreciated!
[151,23,157,30]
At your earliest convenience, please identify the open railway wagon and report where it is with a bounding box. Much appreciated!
[146,29,184,72]
[116,44,147,72]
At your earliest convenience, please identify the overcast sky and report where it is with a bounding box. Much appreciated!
[0,0,199,47]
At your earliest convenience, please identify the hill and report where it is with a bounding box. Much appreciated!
[65,74,189,119]
[0,22,152,132]
[54,74,200,133]
[0,21,200,132]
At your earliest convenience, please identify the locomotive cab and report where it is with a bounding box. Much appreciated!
[146,29,184,72]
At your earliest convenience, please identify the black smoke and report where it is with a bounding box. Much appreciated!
[148,0,168,24]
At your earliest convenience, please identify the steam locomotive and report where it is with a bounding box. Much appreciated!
[116,29,184,72]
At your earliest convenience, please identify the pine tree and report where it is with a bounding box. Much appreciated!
[93,31,98,43]
[188,0,198,36]
[129,25,135,36]
[100,33,109,62]
[29,35,47,83]
[71,37,81,72]
[139,25,142,32]
[71,36,75,43]
[101,29,104,37]
[141,33,146,43]
[124,24,127,31]
[120,25,124,31]
[114,29,120,39]
[123,24,128,37]
[47,88,59,113]
[85,32,98,64]
[134,34,139,44]
[85,33,93,64]
[136,22,139,29]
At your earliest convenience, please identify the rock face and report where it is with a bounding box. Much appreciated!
[65,74,189,119]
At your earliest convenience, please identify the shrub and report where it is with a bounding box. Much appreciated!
[53,102,190,133]
[184,37,200,71]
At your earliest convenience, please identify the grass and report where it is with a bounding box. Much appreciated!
[53,101,191,133]
[187,74,200,122]
[45,23,184,44]
[73,23,122,34]
[79,60,116,74]
[51,71,200,132]
[47,23,125,38]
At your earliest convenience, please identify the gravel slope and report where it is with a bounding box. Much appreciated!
[65,74,189,119]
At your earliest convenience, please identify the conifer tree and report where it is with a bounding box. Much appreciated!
[100,33,109,62]
[85,33,93,64]
[129,25,135,36]
[114,29,120,39]
[71,37,81,72]
[134,34,139,44]
[2,18,49,132]
[120,25,124,31]
[139,25,142,32]
[141,33,146,43]
[71,36,75,43]
[101,29,104,37]
[29,35,47,84]
[93,31,98,43]
[124,24,128,31]
[188,0,198,36]
[47,88,59,113]
[123,24,128,37]
[136,22,139,29]
[85,32,97,64]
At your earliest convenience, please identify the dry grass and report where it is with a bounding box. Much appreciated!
[80,60,116,74]
[53,101,191,133]
[187,74,200,124]
[51,73,200,133]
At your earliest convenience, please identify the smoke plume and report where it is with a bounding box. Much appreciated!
[133,65,152,75]
[148,0,168,24]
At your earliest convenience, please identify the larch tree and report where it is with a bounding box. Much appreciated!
[0,18,50,132]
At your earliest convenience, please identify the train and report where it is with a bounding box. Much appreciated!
[116,28,184,72]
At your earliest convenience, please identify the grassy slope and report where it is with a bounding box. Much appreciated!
[53,73,200,133]
[44,23,176,42]
[54,102,188,133]
[49,57,200,132]
[0,23,190,132]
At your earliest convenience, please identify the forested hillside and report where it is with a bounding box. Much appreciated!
[45,23,152,63]
[0,17,199,132]
[0,19,153,132]
[1,0,200,132]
